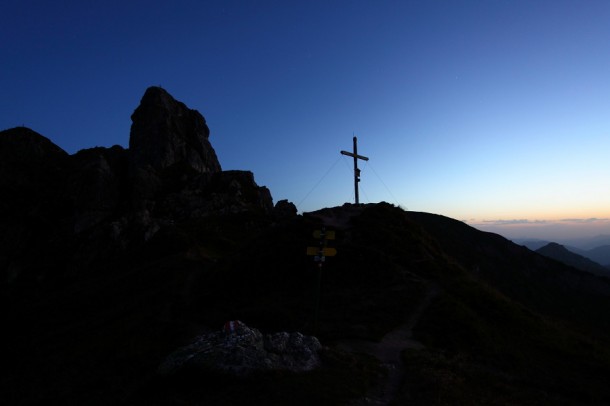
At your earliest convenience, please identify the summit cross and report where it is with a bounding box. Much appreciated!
[340,136,369,205]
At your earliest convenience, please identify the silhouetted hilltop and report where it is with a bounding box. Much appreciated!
[4,90,610,405]
[0,127,70,218]
[0,126,68,162]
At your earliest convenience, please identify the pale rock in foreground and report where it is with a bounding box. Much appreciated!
[159,321,322,376]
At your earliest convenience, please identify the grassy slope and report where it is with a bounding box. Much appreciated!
[398,210,610,404]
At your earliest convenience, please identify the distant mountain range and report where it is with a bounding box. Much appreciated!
[568,245,610,268]
[515,238,610,268]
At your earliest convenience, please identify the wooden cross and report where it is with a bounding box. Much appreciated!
[340,136,369,205]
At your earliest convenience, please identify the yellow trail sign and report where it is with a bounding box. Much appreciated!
[306,247,337,257]
[313,230,335,240]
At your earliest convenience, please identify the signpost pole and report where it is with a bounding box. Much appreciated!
[314,261,322,333]
[306,226,336,334]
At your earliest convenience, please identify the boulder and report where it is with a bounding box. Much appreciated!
[158,321,322,376]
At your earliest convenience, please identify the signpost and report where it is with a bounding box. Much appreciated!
[306,227,336,332]
[313,229,335,240]
[340,136,369,205]
[306,247,337,257]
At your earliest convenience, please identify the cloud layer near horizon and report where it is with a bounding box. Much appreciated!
[467,217,610,240]
[472,218,609,226]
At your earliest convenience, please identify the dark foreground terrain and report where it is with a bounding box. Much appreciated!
[5,203,610,405]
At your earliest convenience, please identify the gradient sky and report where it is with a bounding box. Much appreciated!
[2,0,609,240]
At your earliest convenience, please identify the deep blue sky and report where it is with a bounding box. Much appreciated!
[2,0,610,239]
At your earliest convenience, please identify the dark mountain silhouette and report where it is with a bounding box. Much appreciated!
[4,87,610,405]
[536,242,610,277]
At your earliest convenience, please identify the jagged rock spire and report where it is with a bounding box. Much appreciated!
[129,86,221,173]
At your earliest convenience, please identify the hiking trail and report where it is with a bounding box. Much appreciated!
[337,282,441,405]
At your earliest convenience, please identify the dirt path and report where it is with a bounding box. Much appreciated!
[337,282,441,405]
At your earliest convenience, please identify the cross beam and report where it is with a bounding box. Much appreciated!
[340,136,369,205]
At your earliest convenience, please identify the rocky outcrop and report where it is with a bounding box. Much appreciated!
[129,86,221,174]
[127,86,222,220]
[141,170,274,222]
[274,199,298,219]
[0,87,284,288]
[69,146,128,233]
[158,321,322,376]
[127,87,272,227]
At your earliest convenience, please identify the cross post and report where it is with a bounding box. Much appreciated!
[340,136,369,205]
